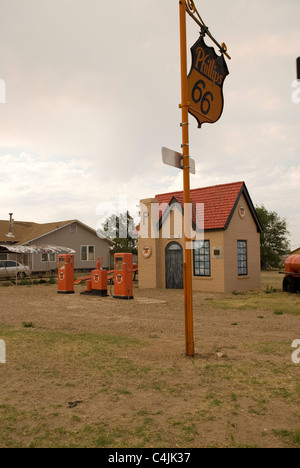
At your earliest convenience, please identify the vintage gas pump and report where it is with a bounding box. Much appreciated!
[57,254,75,294]
[80,257,108,296]
[91,257,108,296]
[113,253,134,300]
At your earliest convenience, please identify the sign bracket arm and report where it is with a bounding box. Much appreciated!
[185,1,231,60]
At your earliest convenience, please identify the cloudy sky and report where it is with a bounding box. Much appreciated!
[0,0,299,247]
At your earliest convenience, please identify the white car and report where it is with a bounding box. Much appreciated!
[0,260,31,278]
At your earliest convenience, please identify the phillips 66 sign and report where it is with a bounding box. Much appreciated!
[188,35,229,127]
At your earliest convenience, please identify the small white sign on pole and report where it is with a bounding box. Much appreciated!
[162,147,196,175]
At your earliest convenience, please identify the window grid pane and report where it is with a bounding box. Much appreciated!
[81,246,87,261]
[88,246,95,261]
[81,246,95,262]
[193,240,211,277]
[238,241,248,276]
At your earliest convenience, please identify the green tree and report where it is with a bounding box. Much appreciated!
[100,211,137,256]
[256,205,290,269]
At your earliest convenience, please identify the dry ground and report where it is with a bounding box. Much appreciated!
[0,271,300,448]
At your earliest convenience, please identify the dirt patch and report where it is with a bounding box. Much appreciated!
[0,272,300,448]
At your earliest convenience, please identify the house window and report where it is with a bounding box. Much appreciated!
[193,240,211,277]
[81,245,95,262]
[41,253,56,263]
[237,241,248,276]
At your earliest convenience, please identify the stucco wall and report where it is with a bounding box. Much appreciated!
[223,194,261,292]
[138,199,160,289]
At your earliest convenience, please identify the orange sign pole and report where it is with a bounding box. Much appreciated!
[179,0,195,357]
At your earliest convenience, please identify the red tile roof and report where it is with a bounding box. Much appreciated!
[155,181,245,231]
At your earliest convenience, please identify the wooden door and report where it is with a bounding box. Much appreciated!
[165,242,183,289]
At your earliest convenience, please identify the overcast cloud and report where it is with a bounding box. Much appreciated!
[0,0,299,247]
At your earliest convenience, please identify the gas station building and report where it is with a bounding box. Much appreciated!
[138,181,262,293]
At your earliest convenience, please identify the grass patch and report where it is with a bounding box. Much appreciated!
[1,272,300,448]
[272,429,300,447]
[274,305,300,316]
[17,279,32,286]
[0,326,148,448]
[1,281,12,287]
[206,289,300,315]
[265,285,277,294]
[22,322,35,328]
[246,341,290,356]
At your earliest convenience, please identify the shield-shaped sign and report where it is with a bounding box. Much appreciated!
[188,35,229,127]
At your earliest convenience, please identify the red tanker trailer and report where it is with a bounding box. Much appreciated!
[282,255,300,293]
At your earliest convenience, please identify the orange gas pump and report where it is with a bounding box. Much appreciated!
[113,253,134,300]
[91,257,108,296]
[57,254,75,294]
[80,257,108,296]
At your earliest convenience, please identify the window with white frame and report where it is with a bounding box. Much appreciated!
[41,253,56,263]
[81,245,95,262]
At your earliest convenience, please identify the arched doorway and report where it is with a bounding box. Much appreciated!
[165,242,183,289]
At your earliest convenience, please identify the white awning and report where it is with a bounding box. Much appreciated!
[0,244,76,254]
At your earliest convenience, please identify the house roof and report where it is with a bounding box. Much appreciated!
[0,219,112,245]
[0,220,75,244]
[155,181,262,232]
